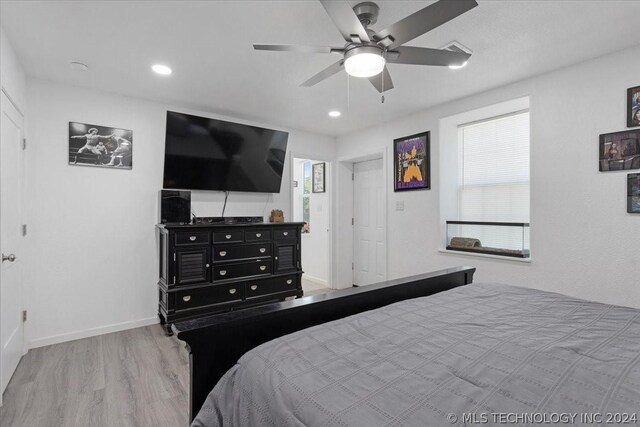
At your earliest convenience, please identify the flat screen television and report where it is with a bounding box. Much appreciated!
[163,111,289,192]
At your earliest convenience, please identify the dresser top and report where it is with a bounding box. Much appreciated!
[157,222,304,230]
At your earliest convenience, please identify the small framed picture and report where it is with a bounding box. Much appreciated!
[628,86,640,128]
[312,162,325,193]
[629,173,640,213]
[394,131,430,191]
[599,130,640,171]
[69,121,132,169]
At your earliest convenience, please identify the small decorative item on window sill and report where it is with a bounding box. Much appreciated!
[269,209,284,223]
[446,221,530,258]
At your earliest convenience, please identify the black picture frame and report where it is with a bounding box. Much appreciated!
[627,86,640,128]
[312,162,325,193]
[628,173,640,214]
[68,121,133,169]
[394,131,431,191]
[598,129,640,172]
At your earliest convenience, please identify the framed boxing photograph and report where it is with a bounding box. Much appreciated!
[628,86,640,128]
[68,121,133,169]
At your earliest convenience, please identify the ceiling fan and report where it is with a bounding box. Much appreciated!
[253,0,478,93]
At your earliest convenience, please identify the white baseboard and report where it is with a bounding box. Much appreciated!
[302,274,329,287]
[28,316,159,349]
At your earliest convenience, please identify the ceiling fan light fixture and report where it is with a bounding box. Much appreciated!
[449,61,468,70]
[344,46,385,78]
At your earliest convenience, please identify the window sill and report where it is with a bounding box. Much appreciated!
[438,248,532,263]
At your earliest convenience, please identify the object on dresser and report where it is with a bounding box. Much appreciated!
[193,216,264,225]
[159,190,191,224]
[270,209,284,222]
[193,217,225,225]
[156,222,304,335]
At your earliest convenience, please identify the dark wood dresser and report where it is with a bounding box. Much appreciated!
[157,222,303,335]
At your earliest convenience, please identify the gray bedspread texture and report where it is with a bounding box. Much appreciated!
[192,283,640,426]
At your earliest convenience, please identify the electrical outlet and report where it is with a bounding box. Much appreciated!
[395,201,404,211]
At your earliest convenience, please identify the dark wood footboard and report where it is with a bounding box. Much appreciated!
[173,266,476,422]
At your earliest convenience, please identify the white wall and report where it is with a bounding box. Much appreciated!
[0,26,27,113]
[337,45,640,308]
[24,78,336,347]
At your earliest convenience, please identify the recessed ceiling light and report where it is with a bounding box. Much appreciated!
[69,61,88,72]
[152,64,172,75]
[328,111,341,118]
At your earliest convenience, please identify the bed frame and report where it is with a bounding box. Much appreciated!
[173,266,476,422]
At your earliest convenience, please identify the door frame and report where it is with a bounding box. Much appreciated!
[288,152,334,289]
[0,88,27,404]
[335,147,389,288]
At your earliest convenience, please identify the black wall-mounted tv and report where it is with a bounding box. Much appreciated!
[163,111,289,193]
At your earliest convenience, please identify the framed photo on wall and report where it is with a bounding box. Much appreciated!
[312,162,325,193]
[629,173,640,214]
[69,121,132,169]
[598,130,640,171]
[628,86,640,128]
[394,131,430,191]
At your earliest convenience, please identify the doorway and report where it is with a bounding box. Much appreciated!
[353,158,387,286]
[291,157,331,296]
[1,91,25,401]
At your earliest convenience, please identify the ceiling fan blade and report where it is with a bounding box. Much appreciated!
[387,46,471,67]
[253,44,343,54]
[320,0,370,43]
[301,59,344,87]
[368,66,394,93]
[375,0,478,50]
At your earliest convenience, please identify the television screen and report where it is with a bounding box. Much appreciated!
[163,111,288,192]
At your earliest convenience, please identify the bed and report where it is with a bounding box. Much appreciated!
[175,267,640,426]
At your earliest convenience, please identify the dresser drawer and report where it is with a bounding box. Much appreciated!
[175,231,210,246]
[245,275,298,299]
[175,284,243,311]
[213,243,271,262]
[245,229,271,242]
[273,228,296,240]
[213,260,272,281]
[213,230,243,243]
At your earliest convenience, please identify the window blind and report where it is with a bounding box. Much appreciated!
[458,111,530,223]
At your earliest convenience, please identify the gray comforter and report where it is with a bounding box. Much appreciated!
[193,283,640,426]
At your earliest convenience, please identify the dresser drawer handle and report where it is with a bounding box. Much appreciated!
[259,248,266,253]
[219,251,227,257]
[182,295,191,302]
[219,270,227,276]
[283,231,289,236]
[206,264,210,268]
[256,233,262,238]
[259,265,266,271]
[225,234,232,240]
[229,288,236,294]
[250,285,258,291]
[189,236,197,241]
[286,279,292,285]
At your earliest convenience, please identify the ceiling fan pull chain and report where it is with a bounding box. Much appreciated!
[381,53,385,104]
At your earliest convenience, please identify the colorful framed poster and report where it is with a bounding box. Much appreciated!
[394,131,430,191]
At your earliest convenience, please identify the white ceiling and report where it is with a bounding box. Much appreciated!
[2,1,639,137]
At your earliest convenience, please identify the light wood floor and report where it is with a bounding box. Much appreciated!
[0,284,332,427]
[0,325,189,427]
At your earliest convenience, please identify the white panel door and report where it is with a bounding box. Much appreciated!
[1,92,25,398]
[353,158,386,286]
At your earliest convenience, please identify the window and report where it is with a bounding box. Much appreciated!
[455,111,530,254]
